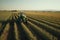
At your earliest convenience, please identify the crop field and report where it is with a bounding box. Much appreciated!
[0,11,60,40]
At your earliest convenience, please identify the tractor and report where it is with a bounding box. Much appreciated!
[18,12,27,23]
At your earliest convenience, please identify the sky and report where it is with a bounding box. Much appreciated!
[0,0,60,11]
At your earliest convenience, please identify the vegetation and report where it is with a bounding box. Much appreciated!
[0,11,60,40]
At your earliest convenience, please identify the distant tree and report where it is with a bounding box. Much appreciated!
[11,10,17,12]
